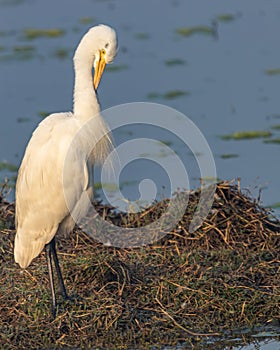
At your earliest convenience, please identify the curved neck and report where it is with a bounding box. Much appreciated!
[73,56,100,122]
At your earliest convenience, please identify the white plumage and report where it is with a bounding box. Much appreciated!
[14,25,117,314]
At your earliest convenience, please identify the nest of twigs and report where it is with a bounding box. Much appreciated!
[0,180,279,349]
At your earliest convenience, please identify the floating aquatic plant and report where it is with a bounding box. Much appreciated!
[24,28,65,40]
[53,48,69,59]
[267,201,280,209]
[0,162,17,172]
[270,124,280,130]
[13,45,34,52]
[220,130,272,140]
[164,58,186,66]
[158,140,173,147]
[216,13,237,22]
[79,17,95,25]
[265,68,280,76]
[106,64,129,72]
[94,182,119,192]
[13,45,35,60]
[147,90,190,100]
[263,138,280,144]
[164,90,190,100]
[134,32,150,40]
[220,154,239,159]
[176,25,215,37]
[17,117,30,123]
[38,111,50,119]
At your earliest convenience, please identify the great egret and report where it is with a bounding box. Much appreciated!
[14,25,117,317]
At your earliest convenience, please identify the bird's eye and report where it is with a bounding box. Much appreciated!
[105,42,109,49]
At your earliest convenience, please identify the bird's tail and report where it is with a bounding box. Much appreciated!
[14,231,45,269]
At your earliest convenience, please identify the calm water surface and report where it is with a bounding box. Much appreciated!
[0,0,279,348]
[1,0,280,211]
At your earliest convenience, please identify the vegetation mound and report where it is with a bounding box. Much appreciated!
[0,180,279,349]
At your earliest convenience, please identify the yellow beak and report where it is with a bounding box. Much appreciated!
[93,50,106,91]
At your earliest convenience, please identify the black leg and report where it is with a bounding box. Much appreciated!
[49,237,69,300]
[45,240,57,318]
[45,237,69,318]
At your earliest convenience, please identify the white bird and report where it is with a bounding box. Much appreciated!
[14,24,117,317]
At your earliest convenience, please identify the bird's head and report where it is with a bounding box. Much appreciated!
[74,24,118,91]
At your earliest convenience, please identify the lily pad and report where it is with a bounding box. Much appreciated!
[147,90,190,100]
[94,182,119,192]
[216,13,237,22]
[53,48,69,59]
[134,32,150,40]
[263,138,280,144]
[79,17,95,25]
[17,117,30,123]
[164,58,186,66]
[38,111,50,119]
[269,113,280,119]
[270,124,280,130]
[220,130,272,140]
[120,180,138,187]
[0,162,18,172]
[164,90,190,99]
[106,64,129,72]
[267,202,280,209]
[0,0,23,5]
[220,153,239,159]
[158,140,173,147]
[13,45,36,60]
[265,68,280,76]
[24,28,65,40]
[176,25,215,37]
[13,45,35,52]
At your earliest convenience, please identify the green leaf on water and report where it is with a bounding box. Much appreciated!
[220,130,272,140]
[147,90,190,100]
[13,45,35,52]
[53,48,69,59]
[267,202,280,209]
[17,117,30,123]
[24,28,65,40]
[269,114,280,119]
[79,17,95,25]
[94,182,119,192]
[220,153,239,159]
[176,25,214,37]
[265,68,280,76]
[164,58,186,66]
[263,138,280,144]
[106,64,129,72]
[38,111,50,119]
[216,13,236,22]
[163,90,190,100]
[270,124,280,130]
[158,140,173,147]
[12,45,36,60]
[134,32,150,40]
[0,162,18,172]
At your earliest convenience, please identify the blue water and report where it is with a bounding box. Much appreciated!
[1,0,280,213]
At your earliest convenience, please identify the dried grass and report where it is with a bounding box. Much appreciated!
[0,180,279,349]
